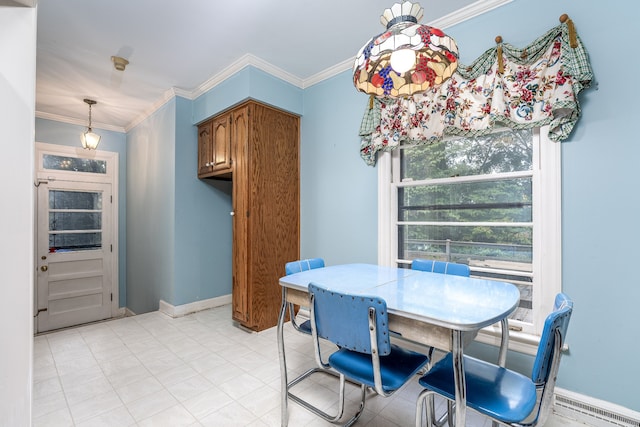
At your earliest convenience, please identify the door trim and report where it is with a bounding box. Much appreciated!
[34,142,120,328]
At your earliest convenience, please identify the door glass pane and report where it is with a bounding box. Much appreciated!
[43,154,107,174]
[49,212,101,230]
[49,191,102,210]
[48,190,103,252]
[49,232,102,252]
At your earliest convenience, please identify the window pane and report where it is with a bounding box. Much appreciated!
[49,190,102,210]
[43,154,107,174]
[399,178,532,222]
[49,232,102,252]
[399,223,533,323]
[401,129,533,181]
[49,212,101,231]
[398,224,532,266]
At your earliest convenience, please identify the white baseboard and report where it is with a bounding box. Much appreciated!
[159,294,232,318]
[554,388,640,427]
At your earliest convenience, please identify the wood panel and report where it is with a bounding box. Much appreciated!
[211,114,232,174]
[197,121,212,176]
[232,105,249,323]
[197,112,233,179]
[245,102,300,330]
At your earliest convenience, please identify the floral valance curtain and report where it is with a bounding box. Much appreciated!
[359,18,594,166]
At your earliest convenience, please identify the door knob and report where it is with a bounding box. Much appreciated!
[40,265,48,272]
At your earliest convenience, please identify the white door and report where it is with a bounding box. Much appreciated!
[36,180,113,332]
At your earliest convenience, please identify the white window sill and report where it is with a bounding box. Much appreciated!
[475,325,540,356]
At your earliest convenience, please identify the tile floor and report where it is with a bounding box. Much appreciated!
[33,305,587,427]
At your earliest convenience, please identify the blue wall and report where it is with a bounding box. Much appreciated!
[35,118,128,307]
[126,71,302,313]
[192,67,303,124]
[300,73,378,264]
[173,96,233,306]
[126,100,176,313]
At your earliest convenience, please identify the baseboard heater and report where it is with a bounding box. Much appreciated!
[553,389,640,427]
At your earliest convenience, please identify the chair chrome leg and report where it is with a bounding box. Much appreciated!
[416,389,432,427]
[286,368,344,422]
[342,383,367,427]
[417,390,452,427]
[446,400,455,427]
[277,289,290,427]
[287,373,346,423]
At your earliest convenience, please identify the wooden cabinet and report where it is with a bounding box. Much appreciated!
[198,112,233,179]
[198,100,300,331]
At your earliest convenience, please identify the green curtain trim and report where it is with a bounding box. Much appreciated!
[359,20,594,166]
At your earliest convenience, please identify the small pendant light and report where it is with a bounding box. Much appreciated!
[80,98,101,150]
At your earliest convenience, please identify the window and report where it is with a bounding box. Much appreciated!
[43,154,107,174]
[378,126,561,352]
[48,190,103,252]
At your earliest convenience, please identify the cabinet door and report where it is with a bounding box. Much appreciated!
[231,106,250,323]
[245,103,300,331]
[197,121,213,177]
[211,114,232,174]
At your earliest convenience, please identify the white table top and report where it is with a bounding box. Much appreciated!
[279,263,520,332]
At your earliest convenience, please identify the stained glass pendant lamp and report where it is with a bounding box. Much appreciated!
[353,1,459,98]
[80,98,101,150]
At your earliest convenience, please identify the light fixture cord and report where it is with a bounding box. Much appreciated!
[88,103,93,130]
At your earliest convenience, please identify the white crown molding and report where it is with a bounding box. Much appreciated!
[121,0,512,129]
[190,53,304,100]
[303,57,355,89]
[125,87,183,132]
[301,0,513,89]
[35,110,125,133]
[0,0,37,6]
[430,0,513,29]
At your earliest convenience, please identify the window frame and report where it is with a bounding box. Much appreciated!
[377,126,561,355]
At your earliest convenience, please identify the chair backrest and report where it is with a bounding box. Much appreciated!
[532,293,573,384]
[525,293,573,426]
[411,259,470,277]
[285,258,325,275]
[308,282,391,356]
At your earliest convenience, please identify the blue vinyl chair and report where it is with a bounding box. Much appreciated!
[309,282,430,426]
[283,259,342,419]
[285,258,325,334]
[415,293,573,427]
[411,259,471,277]
[409,259,471,370]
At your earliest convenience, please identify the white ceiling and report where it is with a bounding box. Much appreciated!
[35,0,494,132]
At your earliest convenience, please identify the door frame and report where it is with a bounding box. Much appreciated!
[34,142,120,330]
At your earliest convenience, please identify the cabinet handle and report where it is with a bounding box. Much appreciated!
[230,212,235,216]
[205,162,210,167]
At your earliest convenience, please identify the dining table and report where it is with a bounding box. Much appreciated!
[277,263,520,427]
